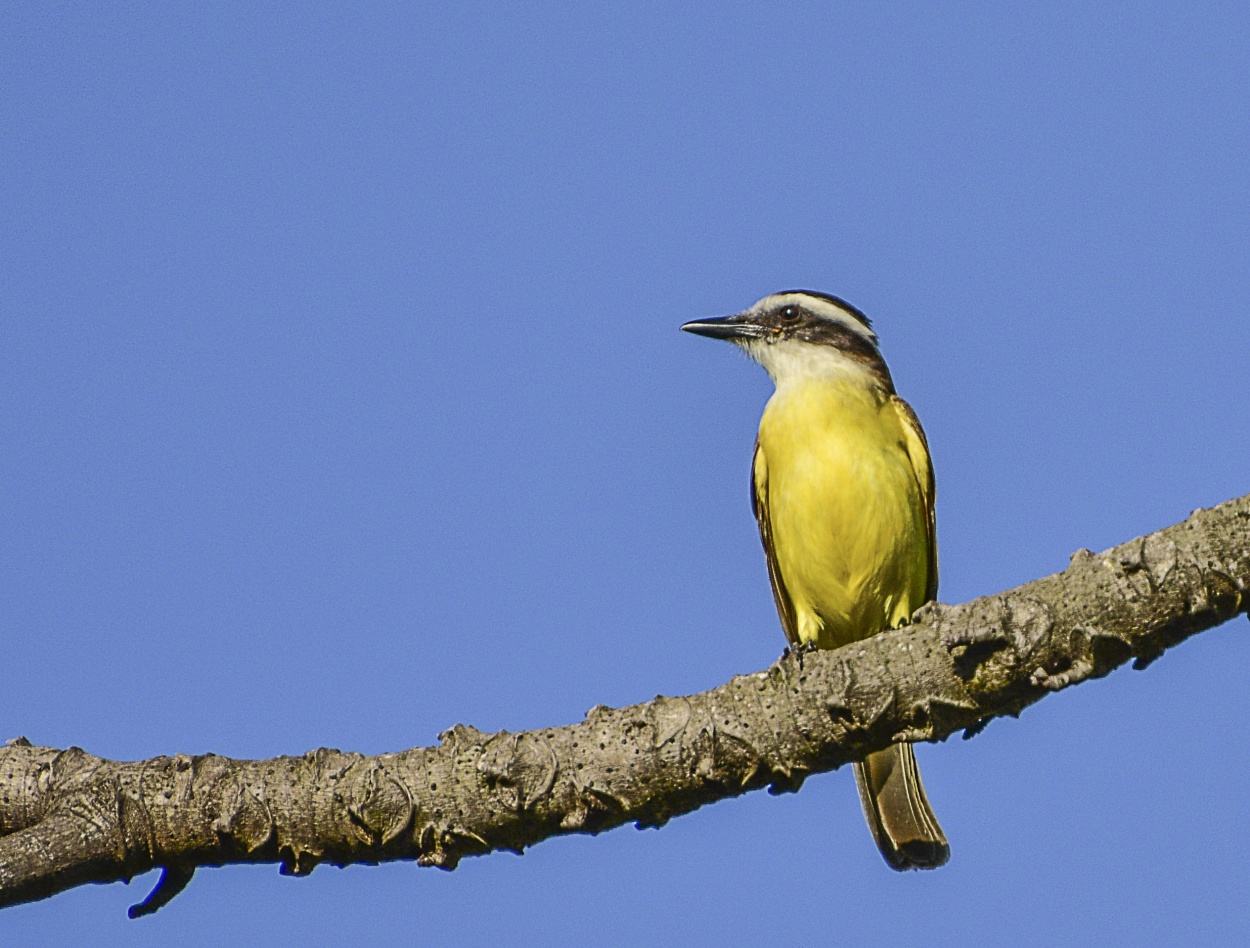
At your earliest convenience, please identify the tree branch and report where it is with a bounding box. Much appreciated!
[3,494,1248,914]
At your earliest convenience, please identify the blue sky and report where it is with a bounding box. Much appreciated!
[3,4,1248,945]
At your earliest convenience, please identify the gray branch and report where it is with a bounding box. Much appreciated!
[3,494,1248,915]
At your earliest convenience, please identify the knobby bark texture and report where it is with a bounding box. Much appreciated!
[3,495,1248,916]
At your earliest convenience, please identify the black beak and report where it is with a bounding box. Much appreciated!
[680,313,766,340]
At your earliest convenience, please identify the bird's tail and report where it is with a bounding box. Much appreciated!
[853,742,950,870]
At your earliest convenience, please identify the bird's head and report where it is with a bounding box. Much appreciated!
[681,290,893,391]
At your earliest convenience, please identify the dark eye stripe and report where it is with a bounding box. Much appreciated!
[776,289,873,330]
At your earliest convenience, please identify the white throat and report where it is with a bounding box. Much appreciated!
[742,338,880,390]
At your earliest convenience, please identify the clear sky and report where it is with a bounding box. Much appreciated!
[3,4,1248,945]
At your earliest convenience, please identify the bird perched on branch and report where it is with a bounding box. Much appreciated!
[682,290,949,870]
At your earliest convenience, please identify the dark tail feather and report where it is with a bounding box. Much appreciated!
[853,742,950,871]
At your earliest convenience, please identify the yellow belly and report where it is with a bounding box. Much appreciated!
[758,380,929,649]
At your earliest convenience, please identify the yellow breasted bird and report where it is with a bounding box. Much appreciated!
[682,290,949,870]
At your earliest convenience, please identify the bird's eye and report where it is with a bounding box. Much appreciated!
[779,306,800,323]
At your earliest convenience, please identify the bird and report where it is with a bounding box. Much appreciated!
[681,290,949,870]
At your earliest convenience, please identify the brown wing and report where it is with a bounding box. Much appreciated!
[890,395,938,603]
[751,440,800,646]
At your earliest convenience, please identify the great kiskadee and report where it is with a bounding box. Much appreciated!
[682,290,949,870]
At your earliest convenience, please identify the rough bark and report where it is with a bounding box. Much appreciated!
[3,494,1247,916]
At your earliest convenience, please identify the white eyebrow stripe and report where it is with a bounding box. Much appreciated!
[753,292,878,345]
